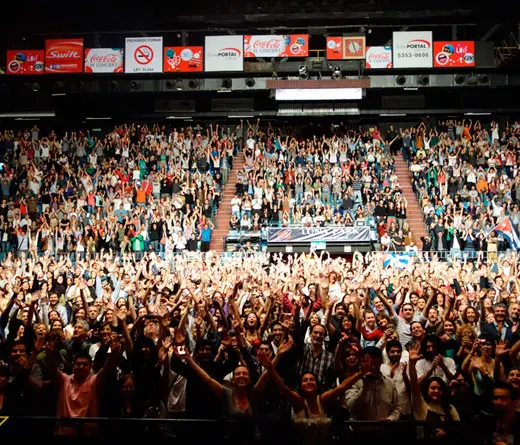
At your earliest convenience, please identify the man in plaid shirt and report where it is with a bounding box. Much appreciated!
[296,323,334,389]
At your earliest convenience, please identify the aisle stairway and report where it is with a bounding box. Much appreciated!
[210,152,245,252]
[394,157,428,250]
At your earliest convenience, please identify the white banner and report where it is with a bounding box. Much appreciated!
[125,37,163,73]
[85,48,124,73]
[205,35,243,72]
[392,31,433,68]
[366,46,392,69]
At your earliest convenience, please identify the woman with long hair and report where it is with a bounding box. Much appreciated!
[177,345,254,417]
[256,347,362,421]
[409,342,460,438]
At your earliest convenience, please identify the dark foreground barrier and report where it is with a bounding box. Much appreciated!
[0,416,493,445]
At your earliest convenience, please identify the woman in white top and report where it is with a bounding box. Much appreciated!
[240,213,252,231]
[491,121,500,142]
[256,347,362,420]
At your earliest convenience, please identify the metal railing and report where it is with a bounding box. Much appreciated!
[369,249,520,264]
[0,417,484,445]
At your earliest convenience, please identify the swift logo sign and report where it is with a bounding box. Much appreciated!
[45,39,84,73]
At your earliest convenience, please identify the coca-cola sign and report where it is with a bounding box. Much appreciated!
[244,35,308,58]
[85,48,124,73]
[366,46,393,69]
[45,39,84,73]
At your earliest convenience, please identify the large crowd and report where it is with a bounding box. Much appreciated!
[0,120,519,441]
[231,124,405,234]
[409,120,520,256]
[0,250,518,438]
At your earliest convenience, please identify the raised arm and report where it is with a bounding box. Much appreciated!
[408,342,429,420]
[320,371,363,406]
[255,348,303,409]
[96,335,123,387]
[183,349,225,397]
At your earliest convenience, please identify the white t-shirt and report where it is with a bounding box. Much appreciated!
[415,357,457,383]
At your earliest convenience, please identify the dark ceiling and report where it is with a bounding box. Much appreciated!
[1,0,519,125]
[2,0,519,37]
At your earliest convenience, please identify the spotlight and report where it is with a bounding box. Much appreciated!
[298,65,308,80]
[53,81,65,91]
[175,80,183,91]
[467,73,478,86]
[76,81,86,91]
[130,80,140,91]
[479,74,489,85]
[454,74,465,85]
[418,75,429,86]
[396,75,406,86]
[331,66,342,80]
[188,79,199,89]
[221,78,232,89]
[110,81,120,92]
[31,82,40,92]
[166,80,175,90]
[245,78,255,87]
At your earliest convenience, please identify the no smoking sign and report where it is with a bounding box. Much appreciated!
[134,45,154,65]
[125,37,163,73]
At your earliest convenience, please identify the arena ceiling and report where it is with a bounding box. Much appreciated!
[2,0,518,41]
[0,1,519,124]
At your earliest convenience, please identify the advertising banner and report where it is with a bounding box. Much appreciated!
[125,37,163,73]
[84,48,124,73]
[326,37,343,60]
[164,46,203,72]
[244,35,308,58]
[366,46,392,69]
[205,35,243,72]
[267,227,371,244]
[6,50,45,75]
[392,31,433,68]
[434,41,475,67]
[342,36,366,59]
[45,39,84,73]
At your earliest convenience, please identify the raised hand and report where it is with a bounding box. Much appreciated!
[277,338,294,356]
[495,340,510,357]
[173,327,186,346]
[409,342,423,363]
[256,350,273,370]
[162,335,173,351]
[110,334,122,354]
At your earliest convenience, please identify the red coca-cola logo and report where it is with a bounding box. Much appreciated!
[252,39,281,49]
[87,54,118,63]
[368,53,391,61]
